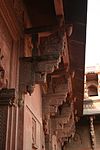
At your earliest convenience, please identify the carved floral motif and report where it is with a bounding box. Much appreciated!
[0,49,7,90]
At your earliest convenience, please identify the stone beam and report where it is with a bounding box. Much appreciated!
[24,25,58,34]
[54,0,64,16]
[24,24,72,36]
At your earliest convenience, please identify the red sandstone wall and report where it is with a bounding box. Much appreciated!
[0,13,12,87]
[24,84,45,150]
[0,1,34,150]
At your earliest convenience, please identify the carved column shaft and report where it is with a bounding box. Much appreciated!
[89,116,96,150]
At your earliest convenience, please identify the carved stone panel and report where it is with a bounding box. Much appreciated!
[32,118,36,145]
[0,106,8,150]
[40,28,65,56]
[0,88,15,106]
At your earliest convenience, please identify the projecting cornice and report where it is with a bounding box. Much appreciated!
[0,0,22,40]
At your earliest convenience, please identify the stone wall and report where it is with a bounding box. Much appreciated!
[24,84,45,150]
[0,0,24,150]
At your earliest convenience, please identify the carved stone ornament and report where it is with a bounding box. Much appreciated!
[19,25,66,95]
[50,101,75,143]
[42,66,68,117]
[0,49,7,90]
[0,66,5,89]
[89,116,96,150]
[39,27,65,56]
[19,54,61,95]
[0,88,15,106]
[43,117,49,135]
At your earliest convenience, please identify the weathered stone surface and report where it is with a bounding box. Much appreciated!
[0,106,8,150]
[19,54,62,95]
[0,88,15,105]
[40,28,65,56]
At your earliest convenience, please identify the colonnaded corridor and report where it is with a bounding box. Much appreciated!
[1,0,100,150]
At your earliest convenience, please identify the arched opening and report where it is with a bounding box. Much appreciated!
[88,85,98,96]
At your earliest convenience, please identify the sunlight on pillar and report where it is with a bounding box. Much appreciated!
[85,0,100,67]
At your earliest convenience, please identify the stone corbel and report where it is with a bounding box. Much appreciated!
[57,121,75,139]
[42,66,69,117]
[50,102,75,140]
[19,54,61,96]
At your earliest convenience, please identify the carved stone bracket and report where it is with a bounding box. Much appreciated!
[39,27,65,56]
[19,54,61,95]
[0,88,15,106]
[42,65,69,116]
[57,123,75,139]
[56,115,75,143]
[49,101,75,144]
[43,88,68,117]
[55,112,72,127]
